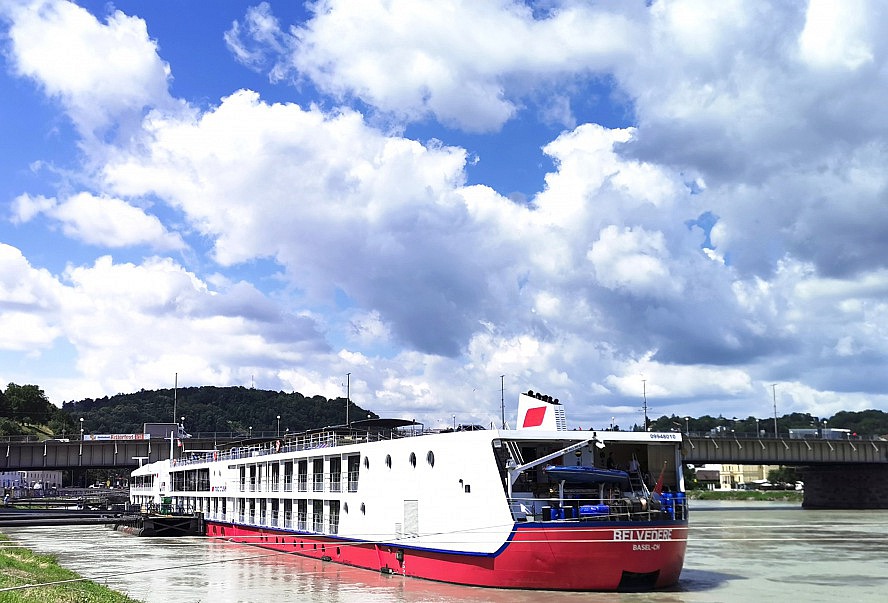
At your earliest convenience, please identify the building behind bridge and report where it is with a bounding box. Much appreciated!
[1,470,63,497]
[692,464,783,490]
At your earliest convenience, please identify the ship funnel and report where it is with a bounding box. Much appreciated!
[517,391,567,431]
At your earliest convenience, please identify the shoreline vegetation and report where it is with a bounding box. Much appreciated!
[0,533,142,603]
[686,489,804,503]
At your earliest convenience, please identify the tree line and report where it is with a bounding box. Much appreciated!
[1,383,375,438]
[3,381,888,439]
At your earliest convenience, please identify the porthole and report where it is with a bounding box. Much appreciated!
[385,454,392,468]
[409,452,417,468]
[363,456,369,469]
[426,451,435,467]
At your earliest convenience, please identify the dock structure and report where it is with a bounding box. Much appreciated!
[0,506,204,536]
[113,512,204,536]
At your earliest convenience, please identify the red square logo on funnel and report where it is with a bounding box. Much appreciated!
[523,406,546,428]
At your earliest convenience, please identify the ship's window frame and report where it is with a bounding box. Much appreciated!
[426,451,435,467]
[409,452,417,468]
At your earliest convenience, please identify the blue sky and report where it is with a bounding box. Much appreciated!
[2,0,888,431]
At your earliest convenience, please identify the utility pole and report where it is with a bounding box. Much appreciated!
[346,373,350,426]
[173,372,177,425]
[771,383,778,436]
[642,379,649,431]
[500,375,505,429]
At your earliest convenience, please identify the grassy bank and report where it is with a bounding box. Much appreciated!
[686,489,804,503]
[0,533,142,603]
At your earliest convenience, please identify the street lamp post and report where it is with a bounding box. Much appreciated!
[452,415,456,430]
[685,417,690,436]
[79,417,84,441]
[771,384,778,436]
[249,426,252,438]
[276,415,281,437]
[756,418,760,436]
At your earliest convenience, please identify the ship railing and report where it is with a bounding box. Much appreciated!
[297,513,307,531]
[283,477,293,492]
[312,475,324,492]
[297,475,308,492]
[507,493,688,522]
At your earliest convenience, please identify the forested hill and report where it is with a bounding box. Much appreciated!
[61,386,377,437]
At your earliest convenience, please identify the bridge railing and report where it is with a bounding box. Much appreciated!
[685,431,882,441]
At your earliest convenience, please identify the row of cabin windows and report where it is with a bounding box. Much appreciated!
[139,495,349,535]
[168,449,438,495]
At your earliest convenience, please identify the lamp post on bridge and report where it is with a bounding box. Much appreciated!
[276,415,281,437]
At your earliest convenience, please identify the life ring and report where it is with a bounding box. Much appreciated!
[275,440,282,453]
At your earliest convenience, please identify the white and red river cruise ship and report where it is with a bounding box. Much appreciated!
[130,391,688,591]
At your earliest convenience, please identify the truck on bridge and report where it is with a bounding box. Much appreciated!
[789,428,852,440]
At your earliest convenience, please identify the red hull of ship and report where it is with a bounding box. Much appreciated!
[206,520,688,591]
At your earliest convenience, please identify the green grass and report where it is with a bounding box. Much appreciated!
[686,489,804,502]
[0,533,142,603]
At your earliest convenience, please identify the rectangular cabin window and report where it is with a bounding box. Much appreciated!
[283,499,292,529]
[297,499,307,531]
[312,459,324,492]
[347,455,360,492]
[329,457,341,492]
[297,460,308,492]
[271,463,280,492]
[283,461,293,492]
[329,500,340,535]
[312,500,323,532]
[270,499,279,527]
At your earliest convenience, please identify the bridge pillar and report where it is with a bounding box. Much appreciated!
[800,465,888,509]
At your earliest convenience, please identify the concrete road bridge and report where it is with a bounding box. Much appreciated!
[1,436,238,479]
[4,432,887,509]
[683,432,888,508]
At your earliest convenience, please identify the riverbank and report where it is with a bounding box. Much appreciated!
[687,489,804,503]
[0,533,142,602]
